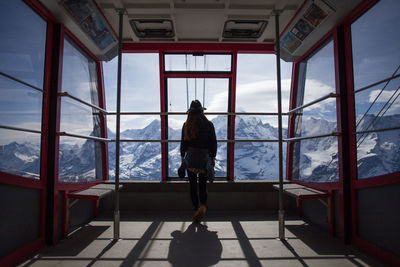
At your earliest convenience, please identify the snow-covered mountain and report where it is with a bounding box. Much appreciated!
[1,115,398,181]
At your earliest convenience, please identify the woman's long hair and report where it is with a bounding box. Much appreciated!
[184,111,205,140]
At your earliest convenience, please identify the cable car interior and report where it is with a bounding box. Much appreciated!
[0,0,399,266]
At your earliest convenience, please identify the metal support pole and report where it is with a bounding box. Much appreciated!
[114,8,125,241]
[274,10,285,240]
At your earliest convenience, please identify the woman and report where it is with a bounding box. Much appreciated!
[180,100,217,223]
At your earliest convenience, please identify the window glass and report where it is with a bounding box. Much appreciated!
[123,54,160,111]
[60,37,103,182]
[0,75,42,131]
[235,142,286,180]
[167,78,229,112]
[165,54,231,72]
[352,0,400,179]
[167,78,228,177]
[59,137,103,182]
[103,54,160,112]
[351,0,400,90]
[234,54,291,180]
[0,0,47,89]
[62,37,100,105]
[0,0,46,179]
[354,76,400,132]
[236,54,292,113]
[292,39,338,182]
[60,98,102,136]
[302,40,335,104]
[0,129,41,179]
[292,137,339,182]
[103,54,161,180]
[357,129,400,179]
[108,142,161,180]
[293,98,337,138]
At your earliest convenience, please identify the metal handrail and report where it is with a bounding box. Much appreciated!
[109,139,283,143]
[59,92,107,114]
[0,124,42,134]
[355,125,400,135]
[288,93,338,114]
[353,73,400,94]
[58,131,111,142]
[0,72,44,93]
[106,111,290,116]
[284,132,340,142]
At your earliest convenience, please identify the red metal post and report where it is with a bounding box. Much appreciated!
[228,52,237,181]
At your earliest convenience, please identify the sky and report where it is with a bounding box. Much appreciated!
[102,53,295,133]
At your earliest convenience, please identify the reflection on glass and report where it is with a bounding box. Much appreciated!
[62,37,99,105]
[236,54,292,112]
[354,76,400,132]
[356,129,400,179]
[298,39,335,105]
[0,129,41,179]
[0,75,43,131]
[235,142,286,180]
[292,136,338,182]
[0,0,46,89]
[165,54,231,72]
[351,0,400,90]
[59,137,103,182]
[108,142,161,180]
[60,97,101,136]
[167,78,229,112]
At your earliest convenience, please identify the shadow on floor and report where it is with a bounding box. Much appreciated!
[168,223,222,267]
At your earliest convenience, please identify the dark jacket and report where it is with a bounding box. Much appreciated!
[180,116,217,159]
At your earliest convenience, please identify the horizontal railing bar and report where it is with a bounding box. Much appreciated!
[59,92,107,114]
[353,73,400,94]
[0,72,44,93]
[0,124,42,134]
[288,93,338,114]
[107,111,290,116]
[285,132,340,142]
[109,139,283,143]
[58,131,111,142]
[355,125,400,134]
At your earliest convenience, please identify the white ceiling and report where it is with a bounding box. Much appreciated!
[39,0,363,61]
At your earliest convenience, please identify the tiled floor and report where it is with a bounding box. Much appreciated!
[20,211,383,267]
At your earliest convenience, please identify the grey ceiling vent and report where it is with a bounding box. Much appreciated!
[130,19,174,38]
[222,20,268,39]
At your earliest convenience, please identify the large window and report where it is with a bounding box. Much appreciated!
[167,77,229,178]
[103,53,161,180]
[0,0,47,179]
[292,39,339,182]
[58,37,104,183]
[351,0,400,179]
[234,54,291,180]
